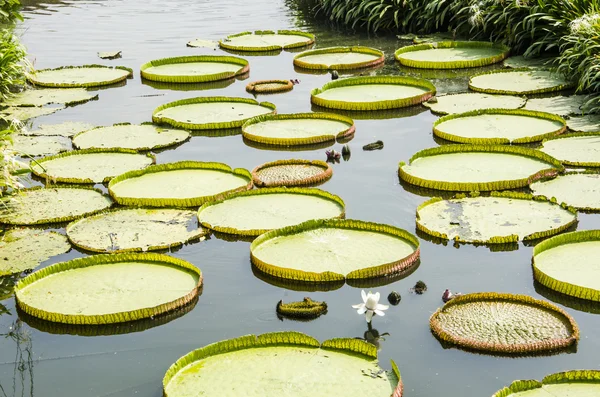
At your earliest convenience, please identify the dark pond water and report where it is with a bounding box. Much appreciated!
[1,1,599,396]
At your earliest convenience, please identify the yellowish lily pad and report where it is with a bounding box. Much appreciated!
[0,229,70,276]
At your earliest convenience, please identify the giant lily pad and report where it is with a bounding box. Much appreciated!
[0,105,64,121]
[108,161,252,207]
[198,188,345,236]
[153,96,276,130]
[433,109,566,144]
[252,159,332,187]
[27,65,132,88]
[242,113,355,146]
[492,370,600,397]
[66,208,207,253]
[524,95,588,117]
[430,292,579,354]
[533,231,600,302]
[539,132,600,167]
[294,46,384,70]
[10,135,72,156]
[423,93,526,115]
[219,30,315,52]
[531,173,600,211]
[163,332,402,397]
[246,80,293,94]
[469,69,574,95]
[567,114,600,132]
[4,88,97,107]
[140,55,249,83]
[311,76,435,111]
[31,149,155,184]
[399,145,563,192]
[395,41,509,69]
[0,229,70,276]
[72,123,190,151]
[416,192,577,244]
[251,219,420,283]
[15,252,202,324]
[21,121,94,137]
[0,186,112,225]
[503,55,555,69]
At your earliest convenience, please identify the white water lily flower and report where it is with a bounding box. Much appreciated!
[352,290,389,322]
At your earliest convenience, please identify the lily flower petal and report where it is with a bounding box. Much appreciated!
[365,310,374,322]
[376,303,389,311]
[361,290,367,302]
[374,309,386,316]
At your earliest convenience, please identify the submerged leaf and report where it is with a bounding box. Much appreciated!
[423,93,525,115]
[4,88,97,107]
[10,135,72,156]
[395,41,509,69]
[0,229,70,275]
[0,105,64,121]
[21,121,94,137]
[276,297,327,319]
[98,51,122,59]
[469,70,574,95]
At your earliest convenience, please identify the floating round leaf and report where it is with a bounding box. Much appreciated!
[242,113,355,146]
[503,55,554,69]
[399,145,563,192]
[423,93,526,115]
[540,132,600,167]
[0,229,70,276]
[140,55,249,83]
[198,188,345,236]
[276,298,327,319]
[492,370,600,397]
[416,192,577,244]
[0,105,64,121]
[566,114,600,132]
[10,135,72,156]
[430,292,579,354]
[108,161,252,207]
[531,172,600,211]
[294,46,384,70]
[251,219,420,283]
[394,41,509,69]
[533,231,600,302]
[67,208,207,253]
[22,121,94,137]
[72,124,190,151]
[163,332,402,397]
[153,96,276,130]
[98,51,122,60]
[252,159,332,187]
[524,95,588,117]
[27,65,132,88]
[433,109,566,144]
[0,186,112,225]
[311,75,435,111]
[186,39,218,48]
[246,80,293,94]
[15,252,202,325]
[469,69,574,95]
[4,88,97,107]
[31,148,155,184]
[219,30,315,52]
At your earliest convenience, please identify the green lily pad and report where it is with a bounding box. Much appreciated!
[416,192,577,244]
[140,55,249,83]
[294,46,384,70]
[0,229,70,276]
[492,370,600,397]
[540,133,600,167]
[311,75,435,111]
[10,135,72,156]
[567,114,600,132]
[395,41,509,69]
[503,55,555,69]
[66,208,207,253]
[242,113,355,146]
[186,39,218,48]
[430,292,579,354]
[163,332,402,397]
[31,149,155,184]
[433,108,566,144]
[531,173,600,211]
[246,79,293,94]
[219,30,315,52]
[423,93,526,115]
[21,121,94,137]
[198,188,345,236]
[469,69,574,95]
[0,186,113,225]
[98,51,122,60]
[399,145,563,192]
[15,252,202,324]
[4,88,97,107]
[108,161,252,207]
[0,105,64,121]
[534,231,600,303]
[153,96,276,130]
[252,159,332,187]
[27,65,132,88]
[251,219,420,283]
[72,124,190,151]
[524,95,588,117]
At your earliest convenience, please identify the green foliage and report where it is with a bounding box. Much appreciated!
[0,0,23,25]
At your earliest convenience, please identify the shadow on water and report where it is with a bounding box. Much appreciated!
[311,103,428,120]
[141,75,247,92]
[534,281,600,315]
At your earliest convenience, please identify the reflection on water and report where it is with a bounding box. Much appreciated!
[0,320,34,397]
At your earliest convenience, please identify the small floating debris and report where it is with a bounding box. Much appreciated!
[276,297,327,320]
[442,289,462,303]
[363,140,384,151]
[388,291,401,305]
[330,70,339,80]
[98,51,122,60]
[411,280,427,294]
[325,149,341,162]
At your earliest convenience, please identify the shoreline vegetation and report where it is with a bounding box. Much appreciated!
[291,0,600,115]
